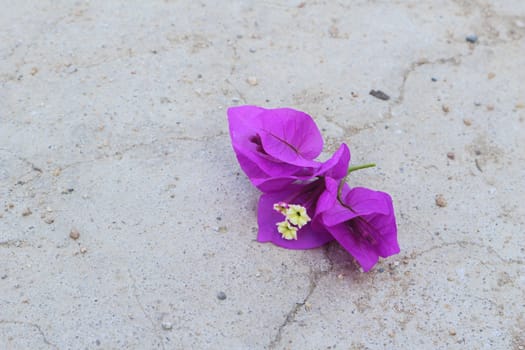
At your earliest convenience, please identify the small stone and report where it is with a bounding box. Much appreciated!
[21,208,32,217]
[442,105,450,113]
[66,65,78,74]
[435,194,447,207]
[1,274,7,279]
[465,34,478,43]
[447,152,455,160]
[487,72,495,79]
[463,118,472,126]
[486,105,494,111]
[369,89,390,101]
[69,229,80,240]
[431,77,437,82]
[30,67,38,76]
[449,329,457,336]
[161,321,173,330]
[246,76,258,86]
[52,168,62,176]
[217,291,227,300]
[44,217,55,224]
[249,48,256,53]
[329,25,339,38]
[80,247,87,254]
[304,302,312,311]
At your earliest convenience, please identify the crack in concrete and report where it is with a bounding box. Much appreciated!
[268,248,334,349]
[225,78,247,104]
[408,240,523,265]
[392,55,463,110]
[0,148,44,172]
[127,269,166,350]
[324,53,469,139]
[0,239,26,248]
[1,132,227,176]
[0,320,58,349]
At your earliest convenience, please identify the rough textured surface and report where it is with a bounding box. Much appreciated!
[1,1,524,349]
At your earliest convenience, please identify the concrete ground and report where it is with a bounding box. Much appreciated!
[1,1,524,349]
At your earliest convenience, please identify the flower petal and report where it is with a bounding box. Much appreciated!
[257,189,333,249]
[227,106,321,188]
[257,108,323,165]
[321,185,399,271]
[326,223,380,272]
[343,187,393,217]
[315,177,340,217]
[315,143,351,180]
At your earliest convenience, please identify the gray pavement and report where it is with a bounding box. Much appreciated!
[1,1,524,349]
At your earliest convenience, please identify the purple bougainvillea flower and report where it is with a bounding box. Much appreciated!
[227,105,330,192]
[257,144,350,249]
[316,177,400,271]
[227,104,400,268]
[255,142,350,193]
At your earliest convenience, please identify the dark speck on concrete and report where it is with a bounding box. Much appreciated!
[431,77,437,82]
[466,34,478,43]
[217,291,227,300]
[369,89,390,101]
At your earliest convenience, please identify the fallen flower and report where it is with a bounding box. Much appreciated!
[227,105,400,271]
[257,144,350,249]
[317,177,400,271]
[228,105,330,192]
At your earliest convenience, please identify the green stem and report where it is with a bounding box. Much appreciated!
[346,163,376,175]
[337,163,377,211]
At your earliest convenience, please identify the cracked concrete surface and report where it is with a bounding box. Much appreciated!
[1,1,524,349]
